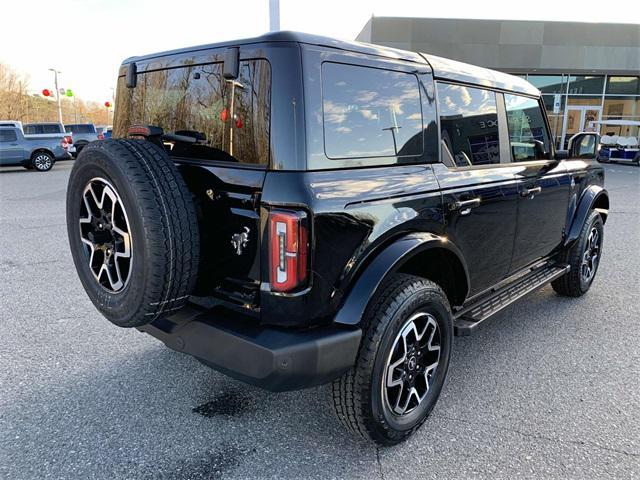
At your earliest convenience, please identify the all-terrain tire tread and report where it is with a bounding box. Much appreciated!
[330,273,450,444]
[552,210,602,298]
[70,139,199,327]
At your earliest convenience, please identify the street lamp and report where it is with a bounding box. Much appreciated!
[48,68,63,125]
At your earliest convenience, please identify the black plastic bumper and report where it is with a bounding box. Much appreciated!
[138,305,362,392]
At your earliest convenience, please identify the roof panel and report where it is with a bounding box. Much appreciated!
[123,31,426,65]
[421,53,540,96]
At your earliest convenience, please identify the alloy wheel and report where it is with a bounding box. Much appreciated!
[581,226,600,284]
[79,178,133,292]
[383,312,441,416]
[33,154,52,171]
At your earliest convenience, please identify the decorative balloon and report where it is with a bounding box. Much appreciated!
[66,89,73,97]
[42,89,50,97]
[104,101,111,108]
[220,108,229,122]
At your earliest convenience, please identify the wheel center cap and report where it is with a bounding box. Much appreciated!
[407,356,417,371]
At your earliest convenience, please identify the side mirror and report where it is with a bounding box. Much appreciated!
[556,150,569,160]
[533,139,547,159]
[567,132,600,159]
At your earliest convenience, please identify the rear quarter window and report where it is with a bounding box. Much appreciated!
[321,63,423,159]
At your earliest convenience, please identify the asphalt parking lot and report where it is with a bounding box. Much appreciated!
[0,160,639,479]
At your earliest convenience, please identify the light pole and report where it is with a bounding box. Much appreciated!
[48,68,63,124]
[269,0,280,31]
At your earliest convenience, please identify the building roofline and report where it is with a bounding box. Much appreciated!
[366,15,640,27]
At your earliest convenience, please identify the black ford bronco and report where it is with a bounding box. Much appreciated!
[66,32,609,445]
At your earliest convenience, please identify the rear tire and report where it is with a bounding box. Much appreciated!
[66,139,200,327]
[331,274,453,445]
[31,151,54,171]
[552,210,603,297]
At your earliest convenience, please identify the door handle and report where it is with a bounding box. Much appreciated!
[521,186,542,197]
[450,198,481,215]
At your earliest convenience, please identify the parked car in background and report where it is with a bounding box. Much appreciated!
[0,125,72,171]
[96,125,112,139]
[64,123,99,155]
[103,127,112,139]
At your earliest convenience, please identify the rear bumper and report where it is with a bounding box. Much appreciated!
[138,305,362,392]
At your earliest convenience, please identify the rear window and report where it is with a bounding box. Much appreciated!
[0,129,17,142]
[321,63,423,159]
[113,59,271,166]
[65,124,96,134]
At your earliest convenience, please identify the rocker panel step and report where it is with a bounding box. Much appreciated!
[453,264,570,336]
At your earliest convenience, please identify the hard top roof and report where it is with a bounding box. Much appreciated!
[123,31,539,97]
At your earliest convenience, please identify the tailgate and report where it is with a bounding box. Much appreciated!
[178,163,266,309]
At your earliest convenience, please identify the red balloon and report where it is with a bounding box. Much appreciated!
[220,108,228,122]
[104,101,111,108]
[42,89,50,97]
[235,118,243,129]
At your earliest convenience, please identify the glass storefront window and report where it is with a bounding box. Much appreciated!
[603,97,640,118]
[527,75,565,94]
[606,77,640,95]
[567,76,605,95]
[566,96,602,107]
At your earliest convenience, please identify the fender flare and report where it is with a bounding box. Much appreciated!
[333,232,469,326]
[565,186,609,246]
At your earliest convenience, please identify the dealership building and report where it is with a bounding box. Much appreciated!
[356,17,640,148]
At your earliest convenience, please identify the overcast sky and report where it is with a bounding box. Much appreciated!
[1,0,639,102]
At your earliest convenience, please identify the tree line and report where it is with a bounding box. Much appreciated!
[0,62,112,125]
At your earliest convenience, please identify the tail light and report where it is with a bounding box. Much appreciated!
[269,210,309,292]
[61,136,72,150]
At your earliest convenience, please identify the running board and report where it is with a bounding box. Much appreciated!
[453,264,570,336]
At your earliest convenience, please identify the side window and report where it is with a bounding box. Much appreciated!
[322,63,423,159]
[437,83,500,166]
[22,125,43,135]
[504,94,551,161]
[42,124,61,134]
[0,130,17,142]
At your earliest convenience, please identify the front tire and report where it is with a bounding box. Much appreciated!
[331,274,453,445]
[552,210,604,297]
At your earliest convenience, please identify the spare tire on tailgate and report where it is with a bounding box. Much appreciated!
[66,139,200,327]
